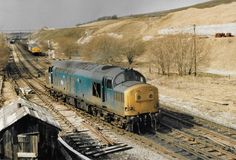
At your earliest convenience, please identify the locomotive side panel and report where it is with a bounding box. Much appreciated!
[52,68,104,108]
[112,91,125,116]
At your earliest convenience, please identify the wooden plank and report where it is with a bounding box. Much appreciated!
[77,144,98,149]
[85,143,130,156]
[17,152,37,158]
[70,137,92,141]
[75,141,97,145]
[65,130,89,135]
[95,143,127,152]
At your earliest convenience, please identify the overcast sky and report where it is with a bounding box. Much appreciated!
[0,0,208,31]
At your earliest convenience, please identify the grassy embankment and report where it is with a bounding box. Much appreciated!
[0,34,10,74]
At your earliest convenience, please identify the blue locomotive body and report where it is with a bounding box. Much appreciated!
[48,61,127,116]
[46,60,160,132]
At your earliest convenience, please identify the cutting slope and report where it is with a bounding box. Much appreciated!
[33,1,236,74]
[158,2,236,29]
[0,35,10,73]
[206,37,236,74]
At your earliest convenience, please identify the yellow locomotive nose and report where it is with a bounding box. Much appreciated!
[124,84,159,116]
[33,47,41,53]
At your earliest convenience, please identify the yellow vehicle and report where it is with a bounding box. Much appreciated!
[28,44,41,56]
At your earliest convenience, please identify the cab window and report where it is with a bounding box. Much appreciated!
[114,73,125,85]
[106,79,112,89]
[114,70,146,86]
[92,82,101,98]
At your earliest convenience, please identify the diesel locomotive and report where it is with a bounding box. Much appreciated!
[19,40,42,56]
[27,43,41,56]
[46,60,160,133]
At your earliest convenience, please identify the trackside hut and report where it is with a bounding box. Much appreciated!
[0,98,61,160]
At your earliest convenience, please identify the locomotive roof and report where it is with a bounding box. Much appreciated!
[52,60,125,81]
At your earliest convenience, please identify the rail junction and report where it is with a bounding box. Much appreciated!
[1,43,236,159]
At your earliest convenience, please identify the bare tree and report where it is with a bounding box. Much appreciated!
[60,39,79,59]
[151,37,173,75]
[79,35,123,64]
[120,39,145,68]
[79,36,145,67]
[151,34,208,76]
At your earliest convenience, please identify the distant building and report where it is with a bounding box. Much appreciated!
[0,98,62,160]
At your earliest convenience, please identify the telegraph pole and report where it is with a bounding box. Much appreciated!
[193,24,197,76]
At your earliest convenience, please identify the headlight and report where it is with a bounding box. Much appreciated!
[125,106,135,111]
[135,92,142,101]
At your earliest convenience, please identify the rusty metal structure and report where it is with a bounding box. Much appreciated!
[215,32,234,38]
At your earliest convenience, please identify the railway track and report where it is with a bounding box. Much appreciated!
[12,44,185,159]
[7,45,133,159]
[152,108,236,159]
[15,44,47,76]
[12,43,236,160]
[162,108,236,147]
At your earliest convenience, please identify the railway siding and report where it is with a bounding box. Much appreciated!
[160,108,236,159]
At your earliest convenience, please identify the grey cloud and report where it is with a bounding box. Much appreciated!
[0,0,208,31]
